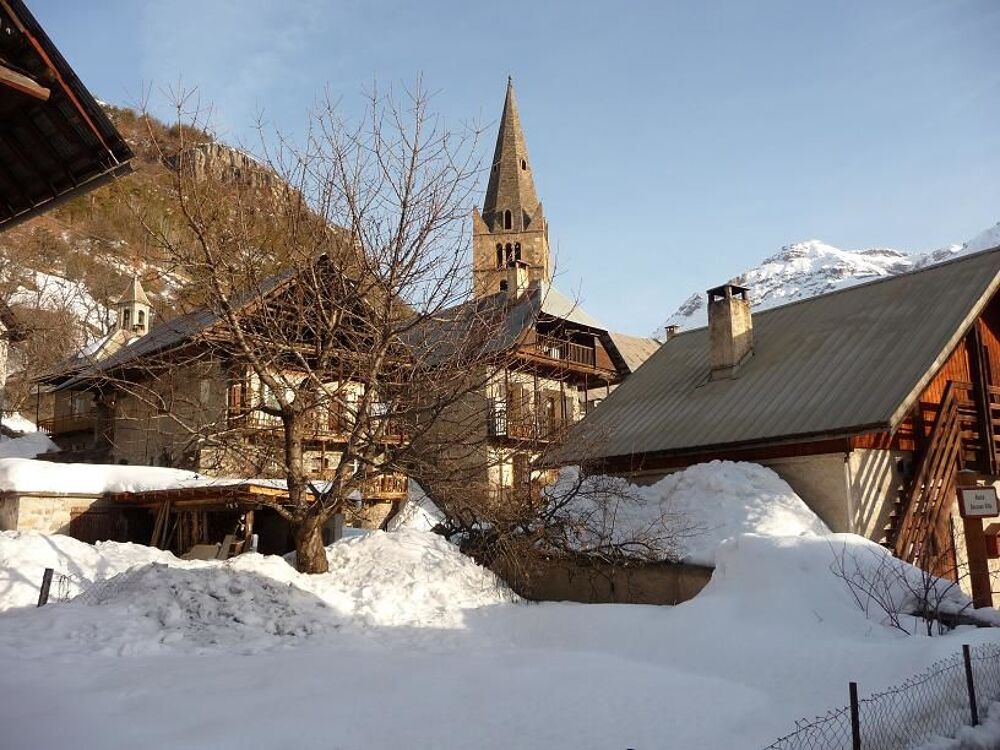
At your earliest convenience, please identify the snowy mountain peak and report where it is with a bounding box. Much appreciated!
[658,223,998,335]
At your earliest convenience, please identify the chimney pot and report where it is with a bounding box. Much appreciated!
[707,283,753,377]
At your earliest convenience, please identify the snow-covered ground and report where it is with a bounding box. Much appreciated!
[1,460,998,749]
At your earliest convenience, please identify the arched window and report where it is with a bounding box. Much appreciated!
[521,159,527,170]
[122,309,131,329]
[505,243,513,265]
[503,209,512,230]
[514,242,521,261]
[496,244,503,268]
[138,310,145,327]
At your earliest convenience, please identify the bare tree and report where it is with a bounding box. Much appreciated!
[81,82,528,573]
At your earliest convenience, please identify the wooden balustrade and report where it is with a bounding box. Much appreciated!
[37,411,96,435]
[529,334,597,368]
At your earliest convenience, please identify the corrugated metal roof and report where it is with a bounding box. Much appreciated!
[549,247,1000,464]
[608,332,661,373]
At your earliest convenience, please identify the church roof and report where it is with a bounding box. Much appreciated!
[482,79,540,231]
[546,246,1000,465]
[116,275,152,307]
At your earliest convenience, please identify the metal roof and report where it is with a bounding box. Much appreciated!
[549,247,1000,464]
[608,332,661,373]
[0,0,133,229]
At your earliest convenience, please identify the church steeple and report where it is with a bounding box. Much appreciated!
[472,79,551,298]
[482,78,540,233]
[115,274,152,336]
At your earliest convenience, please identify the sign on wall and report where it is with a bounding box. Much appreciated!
[959,486,1000,519]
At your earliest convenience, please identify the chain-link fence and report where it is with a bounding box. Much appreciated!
[763,643,1000,750]
[36,565,161,606]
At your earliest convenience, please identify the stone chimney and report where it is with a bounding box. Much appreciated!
[504,260,530,300]
[707,283,753,377]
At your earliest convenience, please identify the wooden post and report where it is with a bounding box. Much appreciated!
[963,644,979,726]
[963,516,993,608]
[36,568,53,607]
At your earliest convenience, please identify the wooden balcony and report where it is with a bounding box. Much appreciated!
[361,472,408,500]
[527,334,597,368]
[230,409,406,444]
[38,411,96,436]
[487,406,562,443]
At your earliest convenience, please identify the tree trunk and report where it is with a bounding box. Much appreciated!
[293,515,329,574]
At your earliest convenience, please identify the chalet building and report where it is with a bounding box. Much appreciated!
[549,247,1000,591]
[418,81,657,503]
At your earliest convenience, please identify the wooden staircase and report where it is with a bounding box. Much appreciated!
[890,381,964,569]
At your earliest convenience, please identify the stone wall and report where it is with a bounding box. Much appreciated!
[0,492,107,534]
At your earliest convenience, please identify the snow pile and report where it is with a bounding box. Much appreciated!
[0,412,38,434]
[0,528,511,654]
[385,480,446,532]
[659,219,1000,334]
[84,563,339,653]
[0,432,58,459]
[0,531,177,610]
[546,461,829,566]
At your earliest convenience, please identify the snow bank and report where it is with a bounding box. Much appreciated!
[0,412,38,434]
[547,461,829,565]
[0,528,512,653]
[385,480,446,532]
[0,432,58,459]
[0,531,177,610]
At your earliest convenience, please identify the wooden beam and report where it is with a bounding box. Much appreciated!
[0,63,50,101]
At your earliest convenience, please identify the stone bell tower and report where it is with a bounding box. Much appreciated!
[115,274,152,337]
[472,78,551,297]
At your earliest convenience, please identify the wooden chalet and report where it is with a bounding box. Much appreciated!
[549,247,1000,596]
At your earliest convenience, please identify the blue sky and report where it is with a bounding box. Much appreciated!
[30,0,1000,335]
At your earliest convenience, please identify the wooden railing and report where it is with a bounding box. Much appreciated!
[37,411,96,435]
[528,334,597,368]
[231,409,406,443]
[361,473,408,500]
[487,404,562,443]
[893,381,965,567]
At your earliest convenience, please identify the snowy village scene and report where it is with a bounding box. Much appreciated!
[2,1,1000,748]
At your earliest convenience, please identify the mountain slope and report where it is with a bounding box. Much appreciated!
[660,222,1000,334]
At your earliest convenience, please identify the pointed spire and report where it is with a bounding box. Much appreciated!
[482,79,540,232]
[117,274,151,307]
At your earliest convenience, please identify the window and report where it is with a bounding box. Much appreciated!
[121,309,131,328]
[499,280,508,292]
[505,243,513,264]
[521,159,527,170]
[514,242,521,261]
[496,243,503,269]
[138,310,145,327]
[504,210,512,230]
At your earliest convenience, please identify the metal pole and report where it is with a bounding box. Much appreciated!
[963,644,980,726]
[849,681,862,750]
[36,567,53,607]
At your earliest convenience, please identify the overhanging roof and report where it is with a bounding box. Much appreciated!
[0,0,133,229]
[548,247,1000,465]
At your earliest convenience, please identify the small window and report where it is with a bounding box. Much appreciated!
[499,280,509,292]
[496,244,503,269]
[138,310,145,327]
[121,309,131,328]
[505,243,513,265]
[514,242,521,261]
[504,210,512,230]
[521,159,527,170]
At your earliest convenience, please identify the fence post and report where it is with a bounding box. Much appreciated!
[36,567,53,607]
[849,681,862,750]
[963,644,980,726]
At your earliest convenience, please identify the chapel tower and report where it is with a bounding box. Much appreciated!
[472,79,551,297]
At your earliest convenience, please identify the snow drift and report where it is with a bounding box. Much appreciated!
[544,460,829,565]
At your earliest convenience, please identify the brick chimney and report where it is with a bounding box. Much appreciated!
[707,283,753,377]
